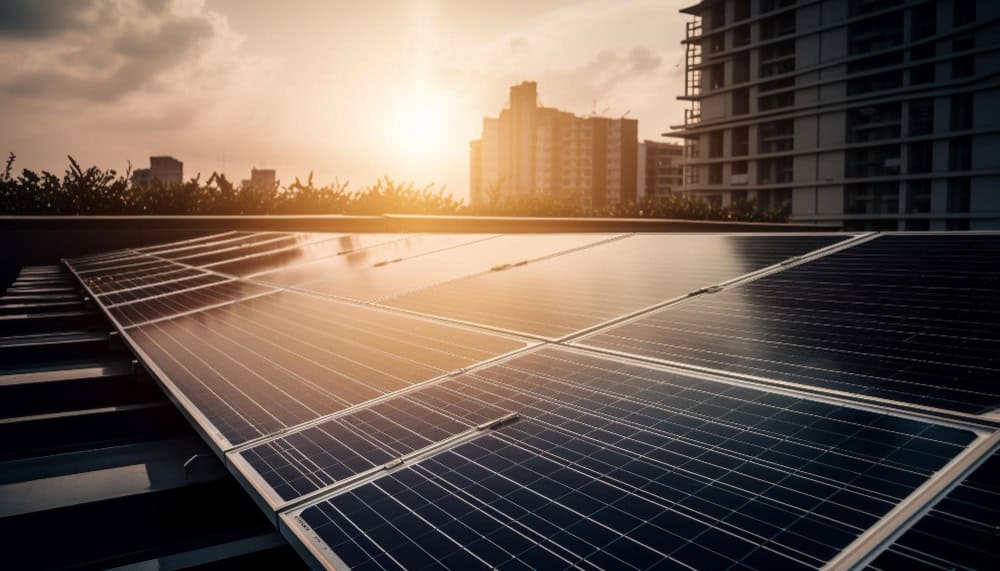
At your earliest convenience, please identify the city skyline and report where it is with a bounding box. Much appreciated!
[0,0,689,202]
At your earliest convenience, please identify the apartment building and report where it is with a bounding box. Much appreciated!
[471,82,639,209]
[671,0,1000,229]
[638,141,685,201]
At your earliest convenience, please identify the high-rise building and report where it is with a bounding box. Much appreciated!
[247,168,277,189]
[131,156,183,187]
[671,0,1000,230]
[471,82,639,208]
[638,141,685,201]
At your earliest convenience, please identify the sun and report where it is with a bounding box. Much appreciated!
[387,86,454,162]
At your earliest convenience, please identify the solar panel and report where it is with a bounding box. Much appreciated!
[61,231,1000,571]
[281,347,981,570]
[384,234,851,339]
[576,234,1000,416]
[298,233,621,302]
[866,446,1000,570]
[122,290,529,447]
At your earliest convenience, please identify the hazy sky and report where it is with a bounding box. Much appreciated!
[1,0,688,201]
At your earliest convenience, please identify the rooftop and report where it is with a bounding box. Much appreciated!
[3,223,998,569]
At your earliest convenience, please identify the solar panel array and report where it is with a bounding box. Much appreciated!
[63,230,1000,570]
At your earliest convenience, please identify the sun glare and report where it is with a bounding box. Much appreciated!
[388,86,454,162]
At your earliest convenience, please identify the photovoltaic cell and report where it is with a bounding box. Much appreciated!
[867,448,1000,571]
[109,280,274,327]
[134,231,244,254]
[126,290,528,446]
[287,347,977,570]
[97,273,230,306]
[251,234,496,289]
[155,232,293,259]
[578,234,1000,415]
[385,234,848,338]
[238,380,512,503]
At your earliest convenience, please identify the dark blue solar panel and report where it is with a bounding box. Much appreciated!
[290,347,977,570]
[579,234,1000,414]
[385,234,848,338]
[867,448,1000,571]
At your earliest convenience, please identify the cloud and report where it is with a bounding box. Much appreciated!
[0,0,97,39]
[1,0,240,105]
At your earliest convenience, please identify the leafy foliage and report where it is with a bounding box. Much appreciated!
[0,153,789,222]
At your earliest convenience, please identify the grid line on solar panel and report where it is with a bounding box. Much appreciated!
[234,378,519,506]
[111,281,278,328]
[120,290,529,448]
[203,234,363,277]
[287,414,978,571]
[381,234,853,339]
[576,234,1000,416]
[864,443,1000,571]
[134,231,243,254]
[99,274,231,307]
[153,232,294,260]
[272,347,979,570]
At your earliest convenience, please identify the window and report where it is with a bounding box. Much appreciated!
[733,52,750,83]
[847,103,902,143]
[952,55,975,79]
[758,120,793,153]
[911,64,934,85]
[907,180,931,213]
[909,98,934,135]
[709,63,725,90]
[954,1,976,27]
[947,177,971,212]
[757,157,793,184]
[709,164,723,185]
[949,137,972,171]
[760,40,795,78]
[910,2,936,40]
[733,24,751,47]
[760,11,795,41]
[709,131,724,158]
[846,145,901,178]
[732,88,750,115]
[845,183,899,214]
[731,127,749,157]
[734,0,751,21]
[908,142,933,174]
[950,94,974,130]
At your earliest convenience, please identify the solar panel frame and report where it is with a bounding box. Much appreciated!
[862,440,1000,570]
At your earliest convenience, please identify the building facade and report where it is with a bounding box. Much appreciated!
[131,156,183,187]
[471,82,639,209]
[638,140,685,201]
[672,0,1000,229]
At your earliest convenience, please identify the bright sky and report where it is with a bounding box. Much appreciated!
[1,0,689,202]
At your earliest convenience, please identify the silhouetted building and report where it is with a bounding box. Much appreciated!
[638,141,684,201]
[671,0,1000,230]
[471,81,639,208]
[132,156,183,187]
[243,168,277,190]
